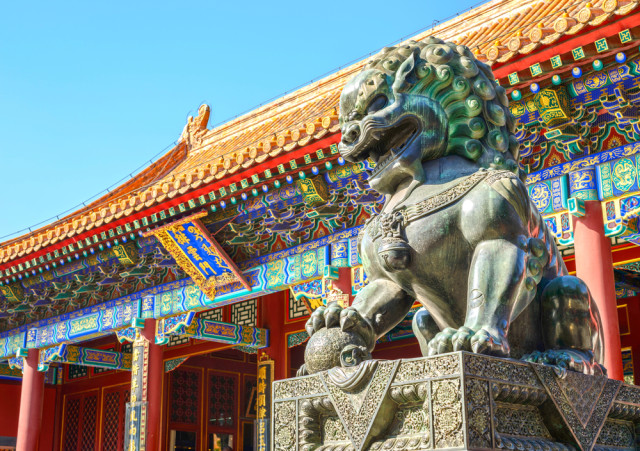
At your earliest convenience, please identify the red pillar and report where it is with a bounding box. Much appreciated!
[573,200,624,380]
[16,349,45,451]
[332,267,353,305]
[260,291,286,380]
[141,320,164,451]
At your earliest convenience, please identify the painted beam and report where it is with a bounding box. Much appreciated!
[0,226,356,354]
[0,363,23,379]
[157,315,268,348]
[38,344,132,372]
[0,331,27,361]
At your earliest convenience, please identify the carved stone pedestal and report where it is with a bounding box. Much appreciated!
[272,352,640,450]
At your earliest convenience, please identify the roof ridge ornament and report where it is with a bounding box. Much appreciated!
[180,104,211,150]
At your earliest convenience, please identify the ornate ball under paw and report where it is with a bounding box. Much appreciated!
[304,327,368,374]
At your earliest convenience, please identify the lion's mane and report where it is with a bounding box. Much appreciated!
[363,37,520,172]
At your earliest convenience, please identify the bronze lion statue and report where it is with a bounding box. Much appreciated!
[304,37,605,376]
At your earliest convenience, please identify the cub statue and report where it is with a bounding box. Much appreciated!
[302,37,604,377]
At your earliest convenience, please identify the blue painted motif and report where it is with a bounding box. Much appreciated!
[612,158,637,193]
[330,241,348,267]
[620,196,640,218]
[526,142,640,186]
[348,237,360,267]
[569,167,598,200]
[237,227,361,271]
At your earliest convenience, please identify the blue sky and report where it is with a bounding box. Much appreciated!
[0,0,484,240]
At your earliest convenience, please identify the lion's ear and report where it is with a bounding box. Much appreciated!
[392,47,420,93]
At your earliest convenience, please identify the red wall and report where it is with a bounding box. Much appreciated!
[0,380,21,438]
[0,379,57,451]
[618,294,640,383]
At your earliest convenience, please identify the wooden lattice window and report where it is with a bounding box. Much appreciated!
[208,372,238,428]
[230,300,256,326]
[289,293,309,320]
[170,369,201,425]
[199,307,224,322]
[68,364,88,380]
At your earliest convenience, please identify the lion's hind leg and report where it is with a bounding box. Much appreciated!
[412,307,440,356]
[524,276,606,376]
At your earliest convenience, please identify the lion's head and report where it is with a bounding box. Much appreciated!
[338,37,519,194]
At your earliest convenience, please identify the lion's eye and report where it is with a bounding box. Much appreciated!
[366,95,388,114]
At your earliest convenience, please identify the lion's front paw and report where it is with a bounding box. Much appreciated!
[523,349,606,377]
[427,326,510,357]
[340,307,375,347]
[305,303,344,337]
[296,364,309,377]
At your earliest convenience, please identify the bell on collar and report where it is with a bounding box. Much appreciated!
[378,236,411,271]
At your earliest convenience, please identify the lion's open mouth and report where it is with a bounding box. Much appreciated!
[347,116,420,177]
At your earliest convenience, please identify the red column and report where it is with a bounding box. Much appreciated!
[141,320,164,451]
[332,267,353,305]
[260,291,286,380]
[16,349,45,451]
[573,200,624,380]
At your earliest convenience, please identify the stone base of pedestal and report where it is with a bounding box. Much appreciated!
[272,352,640,450]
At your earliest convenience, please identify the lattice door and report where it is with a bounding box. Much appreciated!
[62,392,99,451]
[208,372,238,432]
[102,386,130,451]
[62,397,81,450]
[170,368,201,426]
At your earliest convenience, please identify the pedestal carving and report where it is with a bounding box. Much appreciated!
[272,352,640,450]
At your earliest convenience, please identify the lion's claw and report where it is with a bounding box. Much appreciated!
[305,304,365,337]
[340,308,360,331]
[324,304,342,328]
[523,349,605,377]
[428,326,510,357]
[296,364,309,377]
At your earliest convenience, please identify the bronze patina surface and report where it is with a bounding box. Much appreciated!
[303,37,604,377]
[274,352,640,451]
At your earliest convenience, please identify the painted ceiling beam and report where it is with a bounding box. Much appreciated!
[37,343,132,372]
[156,313,268,349]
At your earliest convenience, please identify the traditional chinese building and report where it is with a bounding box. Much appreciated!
[1,0,640,450]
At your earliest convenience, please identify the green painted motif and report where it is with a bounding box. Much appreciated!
[595,38,608,53]
[599,163,614,199]
[612,158,636,192]
[572,47,585,60]
[530,63,542,77]
[529,183,551,212]
[265,259,286,289]
[550,55,562,68]
[68,314,99,338]
[619,29,632,43]
[301,250,318,279]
